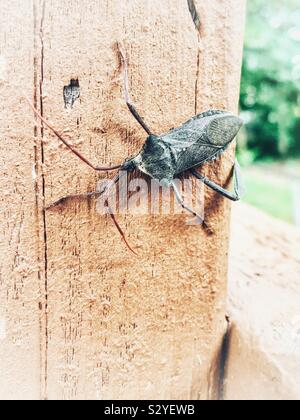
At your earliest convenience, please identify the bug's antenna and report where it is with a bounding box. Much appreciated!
[24,91,137,254]
[24,95,122,172]
[187,0,201,33]
[117,42,153,136]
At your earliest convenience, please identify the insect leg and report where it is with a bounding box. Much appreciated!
[24,95,122,172]
[101,173,138,255]
[47,171,137,255]
[191,159,246,202]
[172,181,204,222]
[117,43,153,136]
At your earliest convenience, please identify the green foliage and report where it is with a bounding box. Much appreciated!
[239,0,300,162]
[242,169,294,223]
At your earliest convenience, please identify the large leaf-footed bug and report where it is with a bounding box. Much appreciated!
[25,43,245,255]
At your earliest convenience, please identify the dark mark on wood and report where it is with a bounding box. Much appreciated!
[63,78,80,109]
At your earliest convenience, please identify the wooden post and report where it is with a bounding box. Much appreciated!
[0,0,246,400]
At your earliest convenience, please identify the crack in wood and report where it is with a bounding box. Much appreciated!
[33,0,48,401]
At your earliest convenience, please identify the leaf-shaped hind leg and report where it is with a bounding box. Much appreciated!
[47,172,137,255]
[46,191,103,210]
[191,159,246,202]
[46,177,118,210]
[117,43,153,136]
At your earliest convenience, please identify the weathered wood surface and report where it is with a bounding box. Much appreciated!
[0,0,245,400]
[227,203,300,400]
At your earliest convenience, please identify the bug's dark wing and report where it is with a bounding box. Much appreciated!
[160,110,235,174]
[165,110,227,149]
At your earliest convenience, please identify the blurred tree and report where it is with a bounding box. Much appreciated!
[239,0,300,162]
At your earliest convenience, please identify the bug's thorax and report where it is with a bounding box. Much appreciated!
[132,135,175,184]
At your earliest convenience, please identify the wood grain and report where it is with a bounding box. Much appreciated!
[0,0,45,400]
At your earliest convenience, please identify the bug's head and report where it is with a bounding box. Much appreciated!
[121,157,138,172]
[207,114,243,147]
